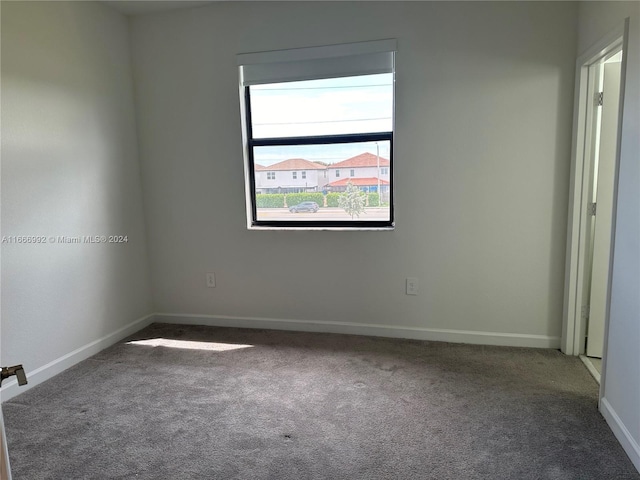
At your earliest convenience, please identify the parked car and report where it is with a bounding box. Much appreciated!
[289,201,319,213]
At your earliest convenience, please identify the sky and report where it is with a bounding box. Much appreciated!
[250,73,393,166]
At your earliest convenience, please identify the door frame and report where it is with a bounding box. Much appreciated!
[562,19,629,393]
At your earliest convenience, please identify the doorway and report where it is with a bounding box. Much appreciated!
[583,51,623,374]
[562,22,628,388]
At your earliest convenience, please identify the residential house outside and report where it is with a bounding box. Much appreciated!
[326,152,391,201]
[254,158,328,194]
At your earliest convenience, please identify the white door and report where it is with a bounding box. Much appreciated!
[586,60,622,358]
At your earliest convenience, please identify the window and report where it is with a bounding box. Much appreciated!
[381,167,389,175]
[239,39,395,229]
[267,171,275,180]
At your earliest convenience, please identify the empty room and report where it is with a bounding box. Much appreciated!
[1,1,639,479]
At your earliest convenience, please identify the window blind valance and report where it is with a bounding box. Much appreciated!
[238,39,396,86]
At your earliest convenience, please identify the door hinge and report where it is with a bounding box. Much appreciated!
[582,305,590,320]
[588,202,597,216]
[596,91,604,106]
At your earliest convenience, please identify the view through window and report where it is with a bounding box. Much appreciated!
[245,72,394,227]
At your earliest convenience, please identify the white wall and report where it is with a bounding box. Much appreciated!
[131,2,578,347]
[335,166,390,180]
[257,169,325,190]
[1,1,153,399]
[577,1,640,471]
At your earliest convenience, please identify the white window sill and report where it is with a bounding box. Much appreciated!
[247,225,395,232]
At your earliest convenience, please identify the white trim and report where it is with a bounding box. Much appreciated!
[579,355,601,384]
[248,226,395,232]
[153,313,560,349]
[562,21,626,356]
[600,397,640,473]
[577,25,626,68]
[0,314,154,403]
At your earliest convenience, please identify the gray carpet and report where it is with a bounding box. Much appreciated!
[3,323,639,480]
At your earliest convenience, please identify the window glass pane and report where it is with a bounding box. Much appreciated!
[253,141,391,222]
[250,74,393,139]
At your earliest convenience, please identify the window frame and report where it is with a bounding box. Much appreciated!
[239,39,396,230]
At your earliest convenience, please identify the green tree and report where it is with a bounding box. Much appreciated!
[338,181,366,219]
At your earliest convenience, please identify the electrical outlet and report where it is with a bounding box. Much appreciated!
[206,273,216,288]
[406,277,419,295]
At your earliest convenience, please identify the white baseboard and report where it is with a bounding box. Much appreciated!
[0,314,154,403]
[579,355,602,384]
[600,397,640,473]
[153,313,561,349]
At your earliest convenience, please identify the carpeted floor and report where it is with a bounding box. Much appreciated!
[3,323,639,479]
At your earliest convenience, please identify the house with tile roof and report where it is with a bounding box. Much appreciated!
[326,152,391,199]
[254,158,328,194]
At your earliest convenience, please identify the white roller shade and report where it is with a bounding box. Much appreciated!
[238,39,396,86]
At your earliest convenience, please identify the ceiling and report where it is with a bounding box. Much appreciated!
[104,1,216,16]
